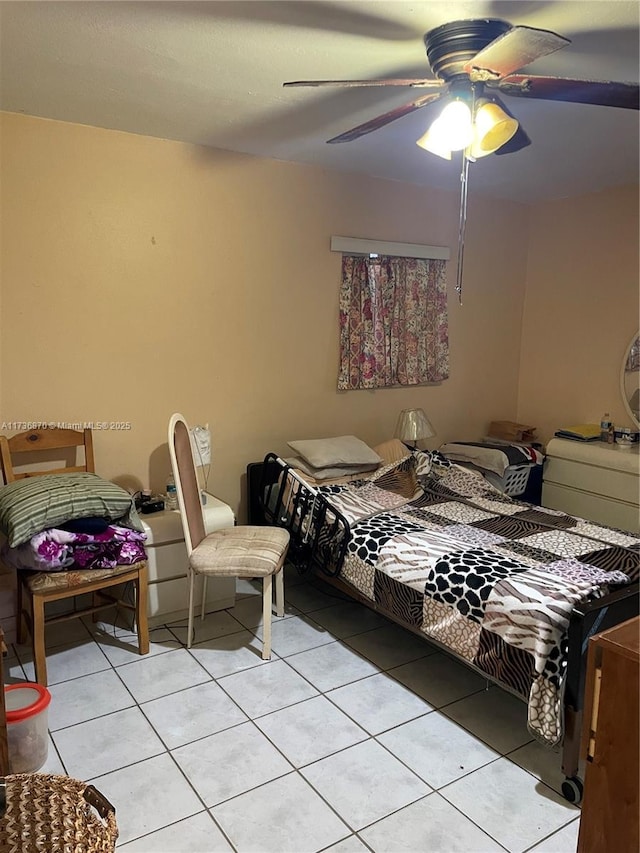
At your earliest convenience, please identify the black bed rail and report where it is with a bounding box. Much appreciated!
[257,453,350,577]
[565,580,639,713]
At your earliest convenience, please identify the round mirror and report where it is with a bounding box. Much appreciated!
[620,332,640,428]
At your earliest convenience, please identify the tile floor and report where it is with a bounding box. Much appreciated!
[4,566,581,852]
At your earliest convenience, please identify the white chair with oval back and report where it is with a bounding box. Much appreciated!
[168,413,288,657]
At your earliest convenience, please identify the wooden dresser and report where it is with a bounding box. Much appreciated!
[542,438,640,532]
[577,617,639,853]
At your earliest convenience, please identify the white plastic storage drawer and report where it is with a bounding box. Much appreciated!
[140,492,236,623]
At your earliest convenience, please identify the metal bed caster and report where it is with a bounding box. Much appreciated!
[561,775,583,805]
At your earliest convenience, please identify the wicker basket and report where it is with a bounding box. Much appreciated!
[0,773,118,853]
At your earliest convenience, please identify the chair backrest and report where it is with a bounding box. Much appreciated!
[0,428,95,483]
[168,413,206,555]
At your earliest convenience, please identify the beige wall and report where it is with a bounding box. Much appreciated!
[1,111,528,517]
[517,185,639,441]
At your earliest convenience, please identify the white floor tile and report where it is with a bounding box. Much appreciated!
[118,811,233,852]
[217,659,318,718]
[228,594,299,630]
[360,792,505,852]
[378,713,500,789]
[47,669,134,731]
[211,771,350,853]
[283,562,307,587]
[255,695,368,767]
[307,601,388,639]
[14,605,584,853]
[509,739,566,797]
[189,629,278,678]
[284,581,344,613]
[38,735,66,775]
[345,624,434,670]
[301,739,430,831]
[389,650,487,707]
[2,656,27,683]
[285,641,380,692]
[90,753,202,846]
[52,705,165,780]
[95,625,181,666]
[167,610,246,645]
[327,672,432,735]
[172,721,292,806]
[529,817,580,852]
[255,614,336,657]
[42,617,93,649]
[115,648,210,703]
[322,836,371,853]
[84,613,136,637]
[440,757,578,852]
[141,679,247,749]
[17,638,111,685]
[235,577,262,598]
[442,685,533,754]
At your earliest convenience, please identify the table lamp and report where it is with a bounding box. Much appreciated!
[394,408,436,449]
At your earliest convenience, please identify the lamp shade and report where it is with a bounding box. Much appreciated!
[394,408,436,444]
[473,100,519,154]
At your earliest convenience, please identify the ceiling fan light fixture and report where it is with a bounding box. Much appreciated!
[415,123,452,159]
[473,99,519,154]
[435,99,474,150]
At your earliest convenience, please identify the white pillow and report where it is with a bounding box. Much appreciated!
[284,456,379,481]
[287,435,382,469]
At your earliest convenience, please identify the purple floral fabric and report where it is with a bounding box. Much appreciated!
[338,255,449,390]
[2,524,147,572]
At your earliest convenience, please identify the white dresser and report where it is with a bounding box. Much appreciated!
[542,438,640,533]
[141,492,236,625]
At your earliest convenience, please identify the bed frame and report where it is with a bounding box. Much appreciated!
[247,455,639,802]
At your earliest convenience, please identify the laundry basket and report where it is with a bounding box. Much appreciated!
[0,773,118,853]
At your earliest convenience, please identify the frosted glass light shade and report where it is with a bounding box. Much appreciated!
[437,100,473,151]
[416,123,453,160]
[394,408,436,445]
[474,100,519,154]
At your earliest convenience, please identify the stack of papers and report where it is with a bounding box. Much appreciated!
[554,424,601,442]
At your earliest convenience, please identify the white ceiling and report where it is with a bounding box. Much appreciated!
[1,1,638,203]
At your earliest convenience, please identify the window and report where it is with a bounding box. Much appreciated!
[337,255,449,390]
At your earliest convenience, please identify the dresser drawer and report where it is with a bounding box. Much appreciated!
[542,482,640,533]
[544,456,640,505]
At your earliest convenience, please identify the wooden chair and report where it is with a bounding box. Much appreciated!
[168,413,289,657]
[0,428,149,686]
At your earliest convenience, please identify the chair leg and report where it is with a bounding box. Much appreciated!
[135,566,150,656]
[275,567,284,618]
[200,576,207,621]
[262,574,273,660]
[187,570,196,649]
[32,595,48,687]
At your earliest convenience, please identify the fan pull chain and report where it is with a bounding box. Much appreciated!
[455,152,470,305]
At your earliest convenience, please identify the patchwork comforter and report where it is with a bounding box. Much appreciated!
[316,451,639,746]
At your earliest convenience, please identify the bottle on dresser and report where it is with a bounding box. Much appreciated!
[600,413,615,443]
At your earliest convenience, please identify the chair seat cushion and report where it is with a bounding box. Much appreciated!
[23,559,147,593]
[190,526,289,577]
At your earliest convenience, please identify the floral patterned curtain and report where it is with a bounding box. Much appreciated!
[337,255,449,390]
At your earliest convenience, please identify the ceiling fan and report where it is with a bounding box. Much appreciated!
[284,18,639,158]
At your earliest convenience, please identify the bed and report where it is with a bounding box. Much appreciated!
[247,440,639,802]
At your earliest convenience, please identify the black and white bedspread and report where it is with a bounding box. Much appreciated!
[316,450,639,746]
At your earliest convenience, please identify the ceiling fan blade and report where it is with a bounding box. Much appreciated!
[495,75,640,110]
[284,78,443,89]
[465,25,570,79]
[494,125,532,155]
[327,92,444,143]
